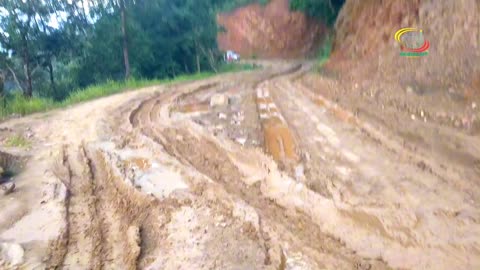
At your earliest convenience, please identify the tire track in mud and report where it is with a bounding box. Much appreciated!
[47,143,175,269]
[267,77,480,270]
[292,78,480,204]
[44,65,390,269]
[127,67,390,269]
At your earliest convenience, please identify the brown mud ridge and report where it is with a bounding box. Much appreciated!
[0,62,479,269]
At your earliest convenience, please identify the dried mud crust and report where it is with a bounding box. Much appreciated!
[279,73,480,269]
[46,142,285,269]
[299,74,480,203]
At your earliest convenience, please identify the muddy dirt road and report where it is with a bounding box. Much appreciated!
[0,62,479,269]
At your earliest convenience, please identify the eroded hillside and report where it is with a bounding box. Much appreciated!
[331,0,480,96]
[217,0,326,58]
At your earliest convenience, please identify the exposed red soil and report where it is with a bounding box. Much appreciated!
[329,0,480,98]
[217,0,326,58]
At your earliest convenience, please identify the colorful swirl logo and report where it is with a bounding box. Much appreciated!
[394,28,430,57]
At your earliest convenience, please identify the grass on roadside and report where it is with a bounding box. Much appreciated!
[315,34,333,70]
[0,63,257,119]
[4,135,31,148]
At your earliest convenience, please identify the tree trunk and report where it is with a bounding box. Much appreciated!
[7,65,23,92]
[47,60,56,95]
[195,40,201,73]
[120,0,131,80]
[184,60,190,73]
[199,46,218,73]
[23,47,33,97]
[196,54,201,73]
[0,73,4,97]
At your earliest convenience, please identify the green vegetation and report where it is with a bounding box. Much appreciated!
[220,0,270,12]
[0,3,236,94]
[0,0,263,119]
[317,34,333,67]
[5,135,31,148]
[290,0,345,26]
[0,0,342,119]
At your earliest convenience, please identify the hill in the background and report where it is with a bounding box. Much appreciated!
[217,0,327,58]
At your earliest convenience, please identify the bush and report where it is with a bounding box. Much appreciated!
[0,93,55,117]
[221,0,270,13]
[290,0,345,26]
[317,34,333,65]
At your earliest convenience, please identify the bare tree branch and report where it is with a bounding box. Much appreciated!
[6,64,24,92]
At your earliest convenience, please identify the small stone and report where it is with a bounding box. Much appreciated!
[235,137,247,146]
[411,114,416,120]
[417,161,427,170]
[218,113,227,120]
[472,102,477,109]
[303,152,311,162]
[1,183,15,195]
[406,86,414,94]
[231,95,244,105]
[295,165,305,181]
[420,110,425,118]
[210,94,227,107]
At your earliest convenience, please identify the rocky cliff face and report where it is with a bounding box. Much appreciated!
[217,0,326,58]
[331,0,480,95]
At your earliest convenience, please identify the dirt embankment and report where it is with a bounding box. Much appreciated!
[330,0,480,96]
[217,0,326,58]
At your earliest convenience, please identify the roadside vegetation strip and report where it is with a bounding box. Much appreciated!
[4,135,31,149]
[0,63,257,120]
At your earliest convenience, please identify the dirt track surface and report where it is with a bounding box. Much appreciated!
[0,62,479,269]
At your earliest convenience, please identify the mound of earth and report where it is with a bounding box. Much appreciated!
[217,0,326,58]
[330,0,480,97]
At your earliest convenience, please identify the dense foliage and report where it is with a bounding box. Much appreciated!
[220,0,269,12]
[290,0,345,25]
[0,0,343,110]
[0,0,239,102]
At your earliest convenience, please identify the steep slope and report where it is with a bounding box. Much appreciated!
[217,0,326,58]
[331,0,480,95]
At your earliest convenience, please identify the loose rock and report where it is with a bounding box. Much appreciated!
[218,113,227,120]
[1,183,15,195]
[235,137,247,146]
[210,94,227,107]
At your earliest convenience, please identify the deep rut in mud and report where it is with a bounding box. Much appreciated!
[122,67,389,269]
[2,63,478,269]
